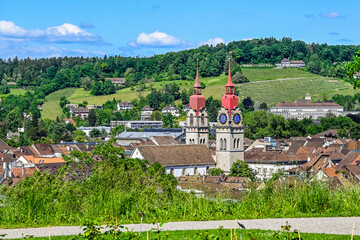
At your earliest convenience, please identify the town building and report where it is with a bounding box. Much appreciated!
[141,105,154,121]
[276,58,306,68]
[70,108,89,119]
[110,120,163,130]
[270,94,344,120]
[162,106,180,117]
[131,144,215,177]
[216,58,244,173]
[77,126,111,137]
[66,104,78,109]
[106,78,126,86]
[186,59,209,146]
[117,102,133,111]
[87,105,103,110]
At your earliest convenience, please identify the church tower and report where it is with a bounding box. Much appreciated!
[186,59,209,146]
[216,57,244,173]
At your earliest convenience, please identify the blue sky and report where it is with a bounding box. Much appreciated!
[0,0,358,59]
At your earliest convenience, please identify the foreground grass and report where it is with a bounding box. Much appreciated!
[5,229,360,240]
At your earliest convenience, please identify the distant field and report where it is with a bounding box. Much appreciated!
[242,67,315,81]
[41,88,78,120]
[40,68,360,119]
[0,88,29,99]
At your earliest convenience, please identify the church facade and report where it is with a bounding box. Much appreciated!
[185,58,244,174]
[215,59,244,173]
[185,59,209,146]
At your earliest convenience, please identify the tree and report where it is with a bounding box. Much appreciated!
[48,122,72,143]
[151,111,162,121]
[162,113,174,128]
[88,109,97,127]
[81,76,93,91]
[345,48,360,88]
[208,168,224,176]
[232,71,248,83]
[73,129,86,142]
[0,79,10,94]
[242,97,254,110]
[259,102,268,110]
[230,160,256,181]
[90,128,101,138]
[90,81,103,95]
[102,79,116,95]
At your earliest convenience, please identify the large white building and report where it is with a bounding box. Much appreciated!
[270,94,344,120]
[131,144,215,177]
[276,58,306,68]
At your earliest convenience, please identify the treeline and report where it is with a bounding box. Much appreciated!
[0,38,358,92]
[244,111,360,139]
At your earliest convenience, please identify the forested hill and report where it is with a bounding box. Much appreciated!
[0,37,358,90]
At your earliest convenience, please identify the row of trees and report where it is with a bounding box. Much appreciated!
[244,111,360,139]
[0,38,358,91]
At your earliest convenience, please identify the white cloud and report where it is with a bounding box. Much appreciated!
[0,37,104,59]
[0,20,103,44]
[320,12,345,18]
[204,38,225,46]
[129,31,186,47]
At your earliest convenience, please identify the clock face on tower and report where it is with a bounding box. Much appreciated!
[219,113,227,124]
[233,113,241,124]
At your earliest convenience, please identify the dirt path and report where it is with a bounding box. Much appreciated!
[1,217,360,238]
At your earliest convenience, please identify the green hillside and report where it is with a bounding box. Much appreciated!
[40,68,360,120]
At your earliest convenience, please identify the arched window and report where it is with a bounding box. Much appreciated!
[220,139,223,150]
[170,168,174,175]
[233,139,236,149]
[224,139,227,150]
[194,167,198,176]
[201,114,205,125]
[182,168,187,176]
[190,114,194,126]
[237,138,240,149]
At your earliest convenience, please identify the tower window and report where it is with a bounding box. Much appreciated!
[190,114,194,126]
[201,114,205,125]
[224,139,227,150]
[237,138,240,149]
[220,139,223,150]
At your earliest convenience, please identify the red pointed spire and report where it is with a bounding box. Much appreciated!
[189,58,206,114]
[221,55,238,115]
[226,58,235,88]
[193,58,201,89]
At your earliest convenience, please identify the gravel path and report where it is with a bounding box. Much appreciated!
[1,217,360,238]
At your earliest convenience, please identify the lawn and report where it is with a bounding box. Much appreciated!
[0,88,29,99]
[41,88,78,120]
[5,228,360,240]
[203,76,360,106]
[242,67,316,81]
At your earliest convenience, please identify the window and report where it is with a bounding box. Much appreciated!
[224,139,227,150]
[182,168,187,176]
[194,167,198,175]
[237,138,240,149]
[233,139,236,149]
[201,114,205,125]
[206,166,210,175]
[220,139,223,150]
[190,114,194,126]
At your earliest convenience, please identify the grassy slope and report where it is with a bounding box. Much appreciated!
[0,88,29,99]
[40,68,360,119]
[41,88,78,120]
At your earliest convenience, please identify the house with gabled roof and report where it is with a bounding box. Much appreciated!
[131,144,215,177]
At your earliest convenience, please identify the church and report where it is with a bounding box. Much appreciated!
[186,58,245,174]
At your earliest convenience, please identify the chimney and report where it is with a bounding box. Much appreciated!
[3,162,7,179]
